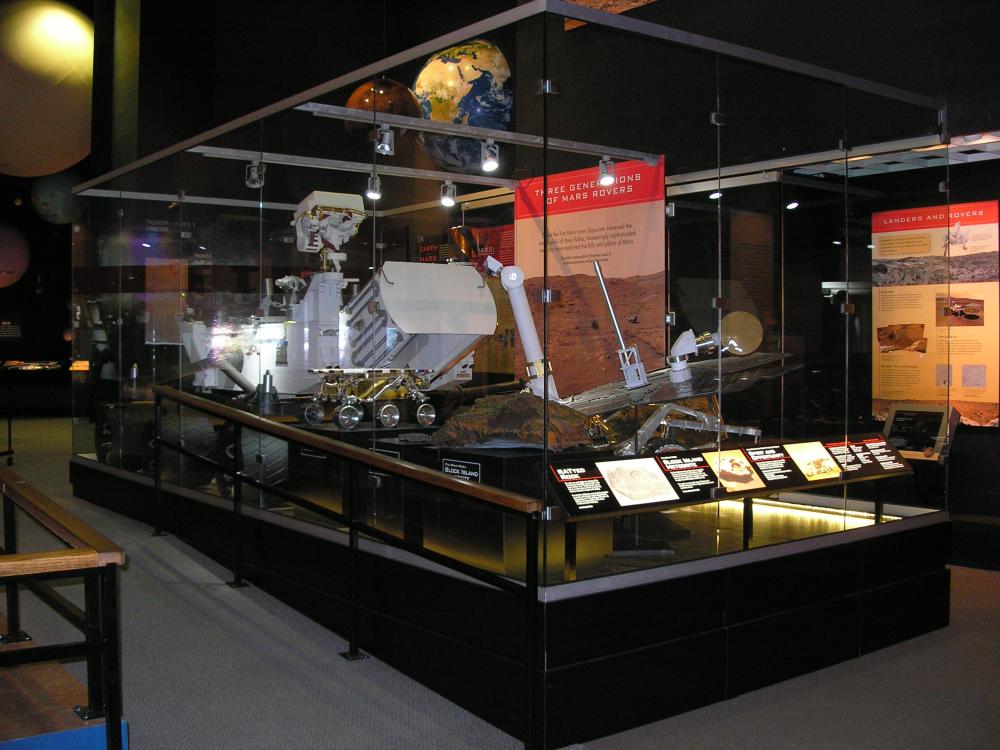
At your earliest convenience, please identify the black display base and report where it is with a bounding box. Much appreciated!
[949,513,1000,569]
[70,458,951,748]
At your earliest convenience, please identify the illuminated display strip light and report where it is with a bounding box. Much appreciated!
[721,497,900,522]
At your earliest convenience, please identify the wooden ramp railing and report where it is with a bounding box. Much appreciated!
[0,466,125,750]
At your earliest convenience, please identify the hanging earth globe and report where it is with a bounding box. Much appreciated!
[412,39,512,172]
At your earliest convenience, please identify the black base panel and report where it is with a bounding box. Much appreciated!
[545,630,727,747]
[727,596,861,696]
[70,460,157,525]
[71,460,951,748]
[544,571,727,668]
[950,516,1000,569]
[356,606,528,737]
[860,568,951,653]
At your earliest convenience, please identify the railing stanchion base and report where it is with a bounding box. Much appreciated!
[73,705,105,721]
[339,649,369,662]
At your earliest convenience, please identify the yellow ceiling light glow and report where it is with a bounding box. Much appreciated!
[3,2,92,80]
[0,1,94,177]
[12,3,94,75]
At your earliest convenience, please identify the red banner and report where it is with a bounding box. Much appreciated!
[515,158,664,220]
[872,201,998,233]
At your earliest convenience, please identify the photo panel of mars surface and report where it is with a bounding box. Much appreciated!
[594,457,679,506]
[783,441,841,482]
[700,449,767,493]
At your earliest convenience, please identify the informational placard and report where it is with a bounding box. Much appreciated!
[657,452,716,497]
[871,201,999,427]
[823,436,906,477]
[885,404,957,462]
[513,157,665,395]
[742,444,808,488]
[547,434,911,517]
[442,458,481,483]
[0,315,22,340]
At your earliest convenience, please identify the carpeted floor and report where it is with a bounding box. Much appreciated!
[3,417,999,749]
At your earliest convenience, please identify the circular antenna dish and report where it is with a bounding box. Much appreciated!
[720,311,763,355]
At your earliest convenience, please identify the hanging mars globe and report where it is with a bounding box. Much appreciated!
[0,224,30,289]
[343,77,421,142]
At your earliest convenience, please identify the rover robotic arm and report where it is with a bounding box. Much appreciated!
[484,256,559,400]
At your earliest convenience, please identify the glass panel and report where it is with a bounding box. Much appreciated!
[842,87,951,511]
[68,5,950,590]
[539,15,722,580]
[72,153,184,481]
[936,126,1000,515]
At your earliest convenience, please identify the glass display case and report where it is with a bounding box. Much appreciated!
[70,3,956,745]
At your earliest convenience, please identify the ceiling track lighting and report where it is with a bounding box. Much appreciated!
[440,180,457,207]
[375,124,395,156]
[366,173,382,200]
[481,139,500,172]
[598,155,615,186]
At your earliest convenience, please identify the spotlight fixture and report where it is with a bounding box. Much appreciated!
[375,125,395,156]
[832,240,843,246]
[440,180,457,207]
[709,191,722,200]
[366,173,382,200]
[785,200,799,210]
[598,156,615,186]
[481,139,500,172]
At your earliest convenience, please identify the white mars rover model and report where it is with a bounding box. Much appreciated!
[181,191,497,428]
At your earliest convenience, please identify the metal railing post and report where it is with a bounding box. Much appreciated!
[340,460,367,661]
[100,564,123,750]
[4,383,12,464]
[151,394,167,536]
[525,510,540,749]
[1,491,30,643]
[74,572,105,720]
[228,422,247,588]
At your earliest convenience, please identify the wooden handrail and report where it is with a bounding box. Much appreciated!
[153,385,545,515]
[0,549,100,578]
[0,468,125,568]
